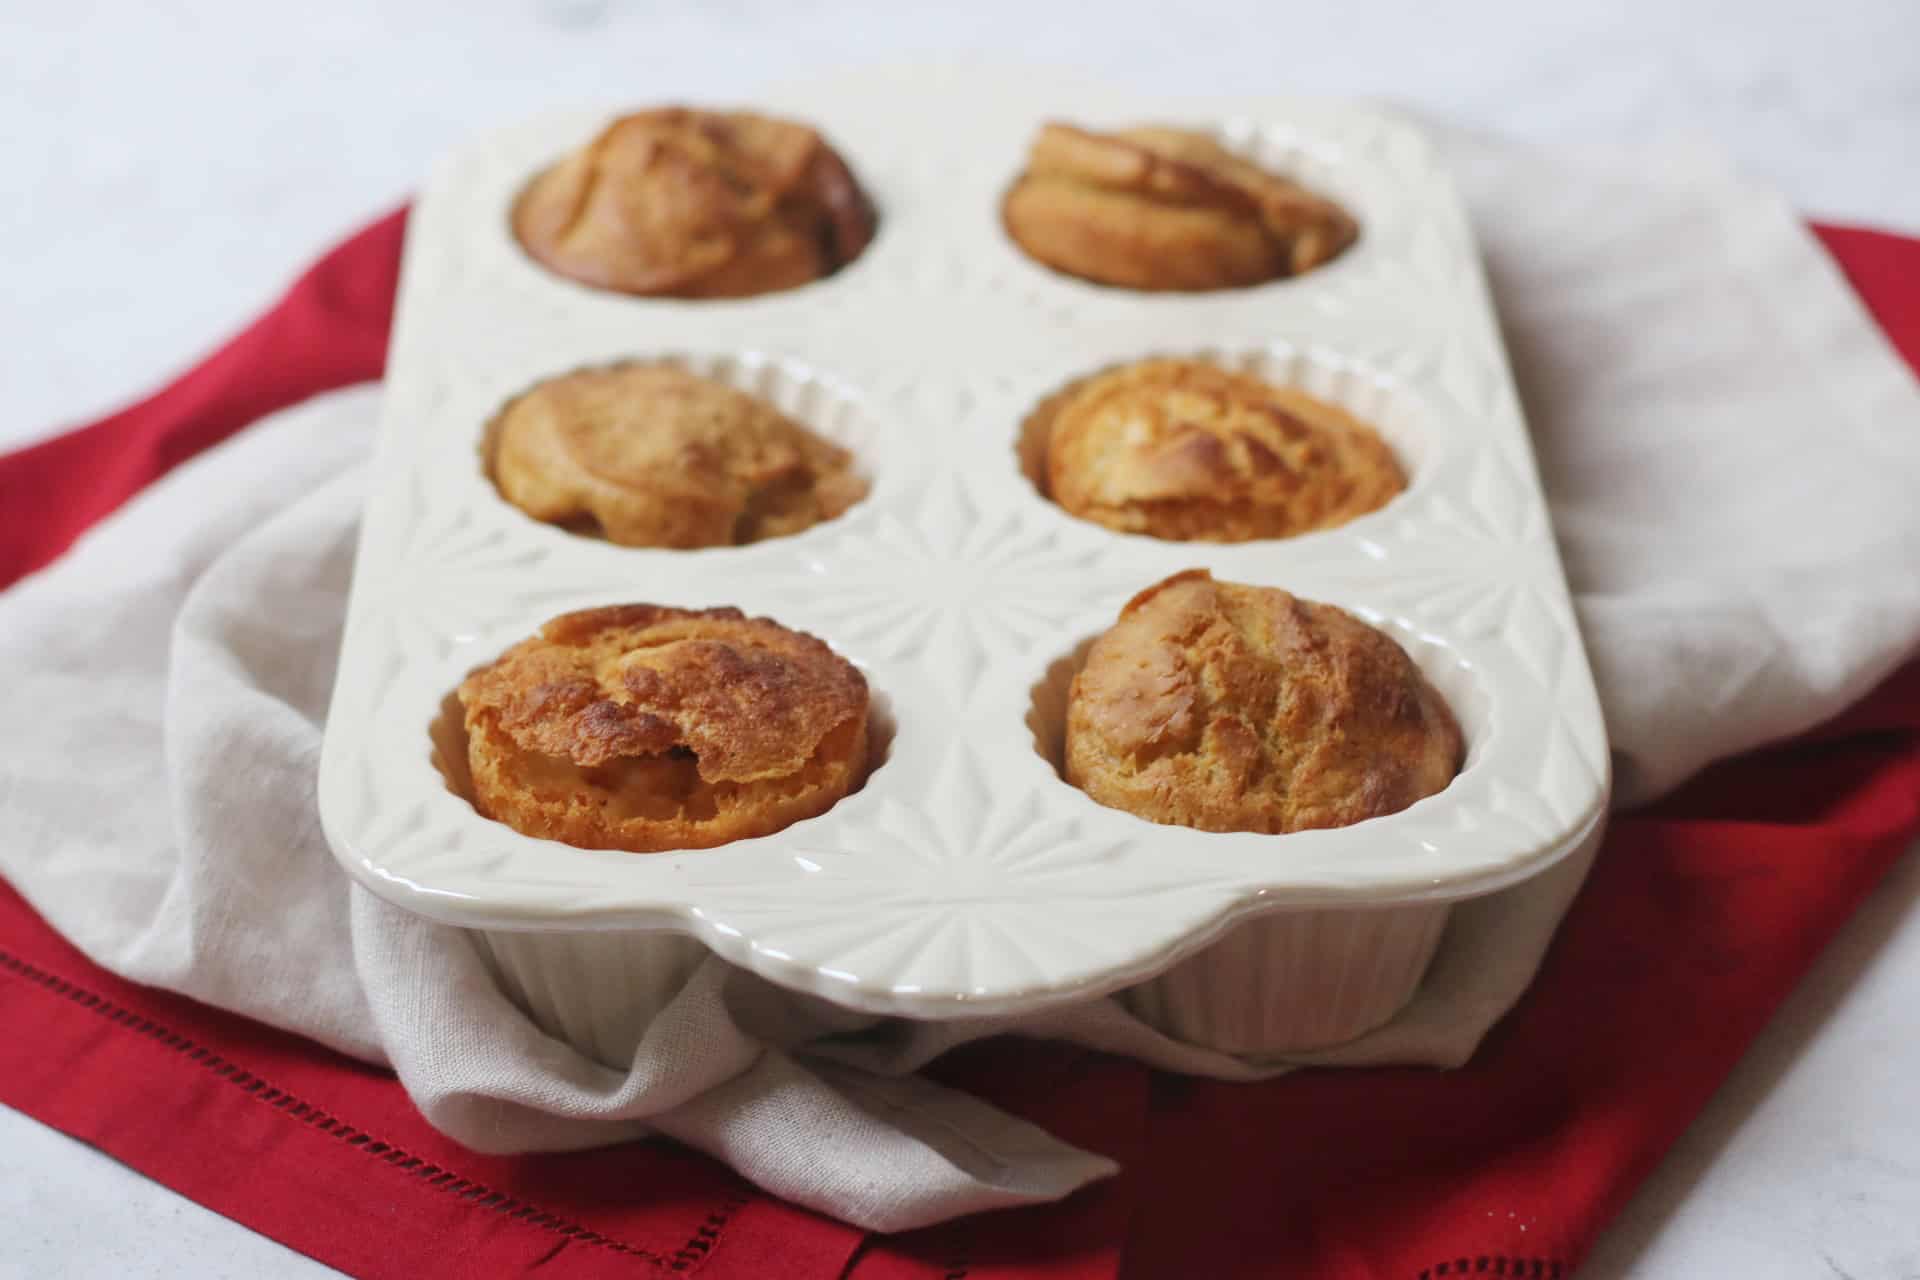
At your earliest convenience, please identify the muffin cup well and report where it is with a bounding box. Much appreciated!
[471,929,710,1069]
[996,120,1364,295]
[479,352,880,549]
[1027,591,1487,1056]
[1119,903,1450,1053]
[1014,343,1435,541]
[428,648,899,853]
[425,638,898,1067]
[507,108,879,303]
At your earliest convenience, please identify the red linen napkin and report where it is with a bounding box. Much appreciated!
[2,214,1918,1279]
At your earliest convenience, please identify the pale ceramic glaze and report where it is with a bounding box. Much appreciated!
[317,68,1611,1054]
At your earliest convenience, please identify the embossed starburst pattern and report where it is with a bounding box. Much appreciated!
[801,475,1127,702]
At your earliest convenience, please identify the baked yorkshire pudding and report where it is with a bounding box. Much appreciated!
[1038,357,1403,542]
[1065,570,1462,834]
[513,107,876,298]
[459,605,871,852]
[488,363,867,548]
[1003,122,1356,291]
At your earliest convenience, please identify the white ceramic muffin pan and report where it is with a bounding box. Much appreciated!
[318,65,1610,1063]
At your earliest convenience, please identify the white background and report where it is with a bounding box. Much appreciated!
[3,1,1918,1277]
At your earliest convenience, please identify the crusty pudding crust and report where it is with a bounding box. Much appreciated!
[1040,358,1404,542]
[1065,570,1462,833]
[458,604,870,851]
[513,106,876,299]
[1003,122,1357,291]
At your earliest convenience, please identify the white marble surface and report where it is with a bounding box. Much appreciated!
[3,1,1918,1276]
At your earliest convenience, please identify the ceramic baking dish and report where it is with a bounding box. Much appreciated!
[318,65,1610,1065]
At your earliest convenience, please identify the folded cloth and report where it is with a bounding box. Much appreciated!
[6,676,1916,1280]
[3,128,1920,1252]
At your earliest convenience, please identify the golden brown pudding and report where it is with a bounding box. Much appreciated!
[458,605,870,852]
[1038,357,1403,542]
[1002,122,1356,291]
[1065,570,1462,833]
[488,363,867,548]
[513,107,876,298]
